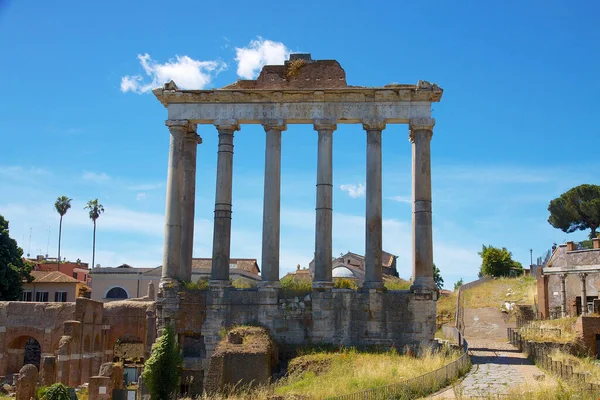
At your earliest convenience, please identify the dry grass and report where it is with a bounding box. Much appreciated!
[494,380,599,399]
[550,349,600,384]
[437,291,458,321]
[520,317,578,344]
[274,346,462,399]
[462,276,536,309]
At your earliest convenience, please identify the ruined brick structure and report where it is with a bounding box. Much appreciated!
[0,297,156,386]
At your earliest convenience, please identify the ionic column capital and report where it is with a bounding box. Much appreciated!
[313,119,337,132]
[166,119,197,132]
[559,273,568,282]
[214,120,240,134]
[409,117,435,142]
[262,119,287,132]
[362,118,386,131]
[579,272,588,282]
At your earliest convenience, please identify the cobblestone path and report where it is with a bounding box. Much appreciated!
[431,308,552,398]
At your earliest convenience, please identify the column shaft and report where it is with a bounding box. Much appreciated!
[560,274,567,317]
[260,121,286,286]
[410,118,436,291]
[313,120,336,288]
[181,129,201,282]
[363,120,385,289]
[161,122,186,282]
[211,122,239,285]
[580,273,588,315]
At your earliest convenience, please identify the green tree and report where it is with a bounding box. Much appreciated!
[142,325,182,400]
[433,263,444,289]
[478,245,523,277]
[0,215,33,300]
[84,199,104,269]
[54,196,72,273]
[453,278,464,291]
[548,184,600,239]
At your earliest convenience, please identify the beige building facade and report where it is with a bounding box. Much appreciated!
[21,271,89,303]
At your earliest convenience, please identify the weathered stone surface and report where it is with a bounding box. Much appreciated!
[16,364,37,400]
[39,356,56,387]
[205,326,277,393]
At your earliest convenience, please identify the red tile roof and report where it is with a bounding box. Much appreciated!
[29,271,82,284]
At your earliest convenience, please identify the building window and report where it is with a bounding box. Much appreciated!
[229,263,237,269]
[35,292,49,302]
[55,292,67,302]
[73,272,78,279]
[105,287,128,299]
[22,291,32,302]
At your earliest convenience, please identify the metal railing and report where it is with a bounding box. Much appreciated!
[325,340,470,400]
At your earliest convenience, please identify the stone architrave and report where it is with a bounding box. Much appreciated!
[16,364,38,400]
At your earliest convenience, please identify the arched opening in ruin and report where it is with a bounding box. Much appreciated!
[114,334,144,363]
[105,286,129,300]
[6,336,41,374]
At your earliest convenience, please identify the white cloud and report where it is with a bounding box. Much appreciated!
[235,38,291,80]
[340,183,366,198]
[388,195,412,204]
[82,171,110,183]
[136,193,146,201]
[121,53,227,94]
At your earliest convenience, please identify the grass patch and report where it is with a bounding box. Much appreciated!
[463,276,536,309]
[383,277,411,291]
[275,346,462,399]
[437,290,457,321]
[550,349,600,383]
[520,317,578,343]
[182,278,209,291]
[498,380,599,399]
[280,275,312,298]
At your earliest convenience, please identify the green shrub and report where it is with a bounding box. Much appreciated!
[334,278,358,290]
[41,383,70,400]
[142,325,182,400]
[232,278,254,289]
[37,386,48,400]
[183,279,209,291]
[384,278,411,291]
[280,275,312,298]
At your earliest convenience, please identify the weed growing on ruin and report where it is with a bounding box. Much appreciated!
[142,325,182,400]
[279,275,312,298]
[41,383,71,400]
[383,278,411,291]
[183,279,209,291]
[333,278,358,290]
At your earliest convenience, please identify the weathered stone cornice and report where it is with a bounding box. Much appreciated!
[153,82,443,108]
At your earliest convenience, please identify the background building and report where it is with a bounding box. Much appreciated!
[21,271,90,302]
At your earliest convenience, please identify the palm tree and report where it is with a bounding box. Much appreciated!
[54,196,72,273]
[85,199,104,269]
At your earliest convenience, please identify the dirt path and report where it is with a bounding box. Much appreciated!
[430,308,553,398]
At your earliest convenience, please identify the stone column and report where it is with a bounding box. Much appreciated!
[210,121,240,287]
[161,120,189,285]
[363,119,386,290]
[313,119,337,289]
[580,273,588,315]
[560,274,567,317]
[259,120,287,288]
[409,118,436,291]
[181,127,202,282]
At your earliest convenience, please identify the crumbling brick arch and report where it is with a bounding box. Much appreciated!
[4,332,45,375]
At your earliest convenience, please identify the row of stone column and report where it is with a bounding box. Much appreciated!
[559,272,589,316]
[161,117,436,292]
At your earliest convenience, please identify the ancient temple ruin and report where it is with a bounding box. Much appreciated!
[153,54,444,387]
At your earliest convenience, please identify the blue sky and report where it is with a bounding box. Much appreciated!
[1,0,599,288]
